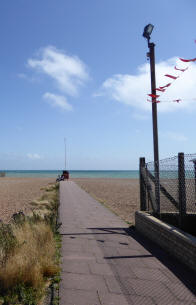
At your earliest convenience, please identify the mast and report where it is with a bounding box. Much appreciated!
[64,138,66,170]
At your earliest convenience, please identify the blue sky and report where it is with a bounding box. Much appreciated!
[0,0,196,170]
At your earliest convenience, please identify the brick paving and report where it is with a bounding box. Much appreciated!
[59,181,196,305]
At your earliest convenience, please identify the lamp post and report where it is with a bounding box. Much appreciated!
[143,24,160,215]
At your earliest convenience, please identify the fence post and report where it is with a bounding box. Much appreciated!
[178,152,186,229]
[140,157,147,211]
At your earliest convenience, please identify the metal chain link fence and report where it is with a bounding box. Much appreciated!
[147,156,179,214]
[142,153,196,232]
[184,154,196,214]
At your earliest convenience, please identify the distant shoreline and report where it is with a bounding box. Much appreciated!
[1,170,139,179]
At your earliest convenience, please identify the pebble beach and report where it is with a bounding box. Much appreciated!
[0,177,55,222]
[0,177,139,224]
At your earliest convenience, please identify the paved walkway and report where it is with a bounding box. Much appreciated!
[59,181,196,305]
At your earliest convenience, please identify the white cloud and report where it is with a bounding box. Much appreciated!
[28,46,88,96]
[161,131,188,142]
[43,92,73,111]
[97,57,196,113]
[27,153,42,160]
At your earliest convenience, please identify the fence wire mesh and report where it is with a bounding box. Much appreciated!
[146,154,196,216]
[184,154,196,214]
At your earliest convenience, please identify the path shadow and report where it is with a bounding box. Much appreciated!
[89,226,196,296]
[60,227,128,236]
[60,226,196,295]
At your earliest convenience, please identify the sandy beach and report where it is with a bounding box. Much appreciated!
[0,177,55,222]
[73,178,140,224]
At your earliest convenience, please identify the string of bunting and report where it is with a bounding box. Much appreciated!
[147,98,196,104]
[147,98,182,104]
[147,44,196,104]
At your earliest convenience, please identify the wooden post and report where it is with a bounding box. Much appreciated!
[178,152,186,229]
[140,157,147,211]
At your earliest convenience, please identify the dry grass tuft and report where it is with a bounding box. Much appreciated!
[0,221,59,291]
[0,183,60,301]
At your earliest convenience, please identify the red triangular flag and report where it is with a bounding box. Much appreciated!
[165,74,179,80]
[147,99,160,103]
[179,57,196,62]
[159,83,171,89]
[148,94,160,98]
[174,66,188,72]
[156,88,165,92]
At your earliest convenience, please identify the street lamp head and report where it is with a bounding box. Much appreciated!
[143,24,154,41]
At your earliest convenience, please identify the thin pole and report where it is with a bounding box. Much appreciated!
[148,42,160,215]
[64,138,66,170]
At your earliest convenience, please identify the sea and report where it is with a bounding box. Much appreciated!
[2,170,140,179]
